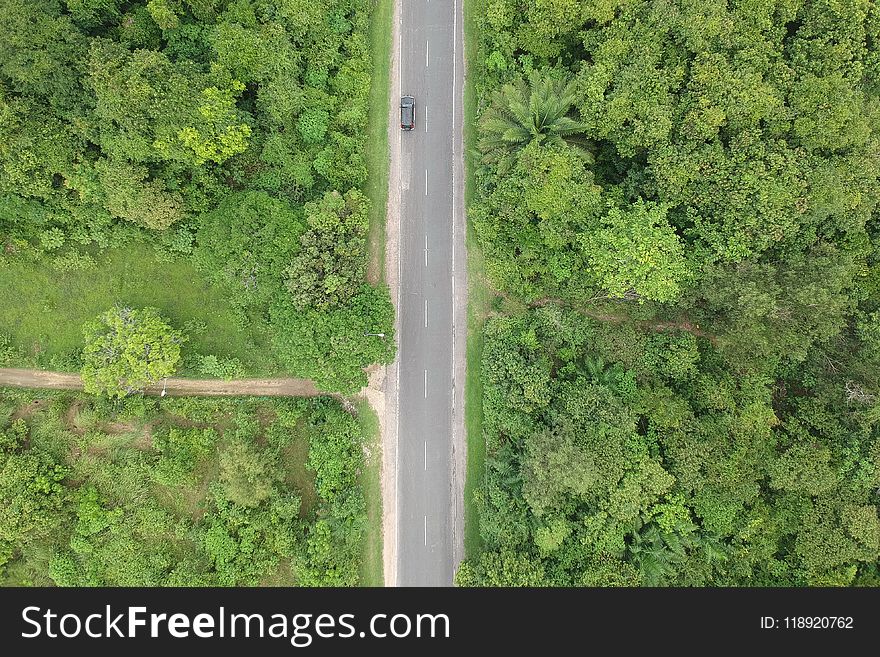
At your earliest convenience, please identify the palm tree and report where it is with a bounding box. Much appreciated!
[583,354,606,382]
[478,70,590,172]
[628,524,685,587]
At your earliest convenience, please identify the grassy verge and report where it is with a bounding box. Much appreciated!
[364,0,394,284]
[357,0,392,587]
[0,243,277,374]
[356,399,385,586]
[462,0,490,560]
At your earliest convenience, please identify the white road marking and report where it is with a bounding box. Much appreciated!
[424,369,427,398]
[425,299,428,327]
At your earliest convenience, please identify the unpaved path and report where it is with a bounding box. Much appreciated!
[376,0,402,588]
[0,368,323,397]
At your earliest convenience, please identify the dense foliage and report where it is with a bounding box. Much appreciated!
[81,306,183,398]
[0,0,394,391]
[460,308,880,586]
[461,0,880,586]
[0,388,373,586]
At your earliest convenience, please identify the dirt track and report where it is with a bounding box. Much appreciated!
[0,368,324,397]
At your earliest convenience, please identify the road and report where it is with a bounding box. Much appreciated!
[0,368,323,397]
[395,0,466,586]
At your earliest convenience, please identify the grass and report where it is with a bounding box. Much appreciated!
[364,0,394,284]
[354,0,392,587]
[0,242,278,374]
[462,0,491,559]
[281,418,319,518]
[356,398,385,586]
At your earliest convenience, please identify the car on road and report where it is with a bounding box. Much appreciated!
[401,95,415,130]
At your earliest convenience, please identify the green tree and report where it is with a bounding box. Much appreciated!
[88,40,250,166]
[585,200,692,303]
[471,142,602,301]
[0,95,81,201]
[145,0,180,30]
[153,427,218,487]
[0,450,68,546]
[768,437,839,496]
[92,158,184,229]
[271,285,396,392]
[81,307,184,399]
[0,0,88,113]
[66,0,123,29]
[521,423,597,517]
[478,70,589,172]
[456,550,547,586]
[518,0,588,58]
[286,189,369,310]
[210,20,275,82]
[193,191,305,304]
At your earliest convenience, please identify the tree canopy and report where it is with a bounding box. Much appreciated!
[461,0,880,587]
[81,306,183,399]
[0,391,373,587]
[0,0,394,390]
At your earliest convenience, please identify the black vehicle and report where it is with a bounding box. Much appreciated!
[400,95,415,130]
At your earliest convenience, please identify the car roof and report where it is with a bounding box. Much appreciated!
[402,95,414,103]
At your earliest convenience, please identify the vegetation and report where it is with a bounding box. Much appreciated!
[0,0,395,392]
[478,71,588,172]
[0,388,377,586]
[355,399,384,587]
[364,0,393,281]
[463,0,489,558]
[2,241,281,373]
[81,306,183,398]
[459,0,880,586]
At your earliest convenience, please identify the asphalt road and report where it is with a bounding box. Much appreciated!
[396,0,465,586]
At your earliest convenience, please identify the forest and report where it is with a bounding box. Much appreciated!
[0,0,390,588]
[0,0,395,393]
[459,0,880,585]
[0,388,380,586]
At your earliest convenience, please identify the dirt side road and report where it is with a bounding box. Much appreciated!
[378,0,403,588]
[0,368,323,397]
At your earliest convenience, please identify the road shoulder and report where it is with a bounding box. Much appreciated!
[376,0,403,588]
